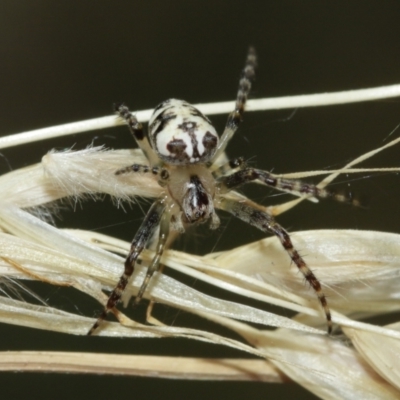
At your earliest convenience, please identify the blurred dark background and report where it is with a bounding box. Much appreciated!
[1,2,400,399]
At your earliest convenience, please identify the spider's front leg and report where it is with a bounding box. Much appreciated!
[217,197,332,333]
[88,198,167,335]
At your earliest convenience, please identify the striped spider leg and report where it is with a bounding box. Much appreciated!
[218,197,332,331]
[88,197,168,335]
[89,46,335,335]
[215,157,359,206]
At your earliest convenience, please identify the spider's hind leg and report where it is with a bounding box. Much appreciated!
[214,47,257,160]
[115,103,160,167]
[218,197,332,333]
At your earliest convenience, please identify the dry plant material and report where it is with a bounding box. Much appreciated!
[0,80,399,399]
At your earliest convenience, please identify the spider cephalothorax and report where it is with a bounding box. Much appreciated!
[88,47,352,335]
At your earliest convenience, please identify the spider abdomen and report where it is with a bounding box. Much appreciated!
[148,99,219,165]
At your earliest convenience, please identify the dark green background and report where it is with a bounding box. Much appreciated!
[1,2,400,399]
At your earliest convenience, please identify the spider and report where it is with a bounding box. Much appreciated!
[88,47,352,335]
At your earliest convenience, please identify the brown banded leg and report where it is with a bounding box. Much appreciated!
[218,197,332,333]
[115,103,160,167]
[214,47,257,160]
[88,198,166,335]
[115,163,160,176]
[218,166,359,206]
[133,211,170,306]
[211,157,245,179]
[115,163,170,189]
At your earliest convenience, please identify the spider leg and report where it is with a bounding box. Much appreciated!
[115,164,163,175]
[115,163,170,188]
[218,165,359,205]
[133,210,170,306]
[88,198,166,335]
[213,47,257,160]
[211,157,245,179]
[115,103,160,167]
[115,163,159,176]
[217,197,332,333]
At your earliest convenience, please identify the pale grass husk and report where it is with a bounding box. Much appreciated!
[0,89,400,399]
